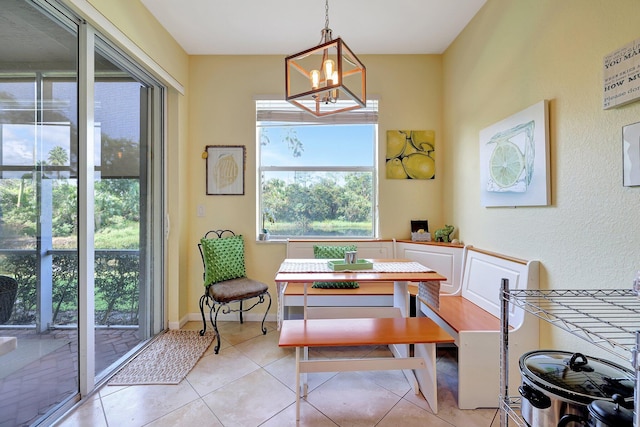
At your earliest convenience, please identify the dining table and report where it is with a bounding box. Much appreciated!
[274,257,446,320]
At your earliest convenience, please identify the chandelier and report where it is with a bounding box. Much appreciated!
[285,0,366,117]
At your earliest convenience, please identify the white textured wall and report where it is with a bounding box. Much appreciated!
[443,0,640,348]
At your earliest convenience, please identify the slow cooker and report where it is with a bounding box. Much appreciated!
[518,350,634,427]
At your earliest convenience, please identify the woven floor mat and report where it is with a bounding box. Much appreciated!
[109,330,214,386]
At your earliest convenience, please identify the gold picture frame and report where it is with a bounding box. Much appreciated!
[205,145,245,195]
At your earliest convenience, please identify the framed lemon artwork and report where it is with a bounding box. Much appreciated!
[386,130,435,180]
[205,145,246,195]
[479,100,550,207]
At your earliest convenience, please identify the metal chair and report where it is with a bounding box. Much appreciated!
[0,275,18,324]
[198,229,271,354]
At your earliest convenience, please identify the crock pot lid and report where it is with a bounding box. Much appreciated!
[520,351,634,400]
[590,398,634,425]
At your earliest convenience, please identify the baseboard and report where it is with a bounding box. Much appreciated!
[168,315,191,330]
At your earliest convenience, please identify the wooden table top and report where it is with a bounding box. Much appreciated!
[274,258,447,284]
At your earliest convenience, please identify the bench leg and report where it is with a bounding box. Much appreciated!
[414,342,439,414]
[303,346,309,397]
[393,281,410,317]
[295,347,301,421]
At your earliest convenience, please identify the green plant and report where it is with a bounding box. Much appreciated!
[261,209,275,233]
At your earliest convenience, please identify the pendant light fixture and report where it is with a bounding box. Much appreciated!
[285,0,366,117]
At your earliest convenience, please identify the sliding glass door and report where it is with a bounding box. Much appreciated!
[0,1,165,425]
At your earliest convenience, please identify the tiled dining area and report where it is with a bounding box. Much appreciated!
[57,321,500,426]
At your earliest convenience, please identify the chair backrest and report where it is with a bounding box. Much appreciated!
[198,229,237,282]
[0,275,18,324]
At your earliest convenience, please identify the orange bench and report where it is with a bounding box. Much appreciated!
[427,295,504,333]
[279,317,453,420]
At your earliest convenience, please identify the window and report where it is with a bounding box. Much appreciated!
[257,100,378,239]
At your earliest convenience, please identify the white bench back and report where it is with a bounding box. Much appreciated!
[461,246,539,329]
[286,239,396,259]
[395,242,463,295]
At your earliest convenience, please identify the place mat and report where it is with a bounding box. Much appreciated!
[278,260,433,273]
[109,330,214,386]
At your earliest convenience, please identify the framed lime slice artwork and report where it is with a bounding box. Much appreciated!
[479,101,550,207]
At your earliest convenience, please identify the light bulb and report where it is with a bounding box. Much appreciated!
[310,69,320,89]
[331,71,339,85]
[324,59,335,82]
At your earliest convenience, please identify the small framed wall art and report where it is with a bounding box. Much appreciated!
[205,145,245,195]
[623,121,640,187]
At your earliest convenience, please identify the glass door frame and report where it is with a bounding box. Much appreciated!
[22,1,166,422]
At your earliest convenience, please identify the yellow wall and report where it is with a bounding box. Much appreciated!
[187,55,443,318]
[85,0,188,85]
[443,0,640,347]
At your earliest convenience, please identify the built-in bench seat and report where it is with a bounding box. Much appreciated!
[429,294,504,333]
[417,246,539,409]
[279,316,454,420]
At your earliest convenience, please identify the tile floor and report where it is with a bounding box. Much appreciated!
[57,321,501,427]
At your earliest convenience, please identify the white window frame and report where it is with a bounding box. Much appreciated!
[256,99,379,240]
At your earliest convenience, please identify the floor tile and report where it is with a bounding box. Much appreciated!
[260,400,338,427]
[216,321,272,346]
[202,368,295,427]
[186,345,260,396]
[376,398,454,427]
[101,381,199,426]
[57,394,107,427]
[144,398,223,427]
[234,329,292,366]
[305,371,403,427]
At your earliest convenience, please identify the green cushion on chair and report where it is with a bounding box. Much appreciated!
[200,235,247,285]
[312,244,359,289]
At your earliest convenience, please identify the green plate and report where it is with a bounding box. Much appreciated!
[327,259,374,271]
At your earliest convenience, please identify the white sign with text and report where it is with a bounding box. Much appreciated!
[603,37,640,109]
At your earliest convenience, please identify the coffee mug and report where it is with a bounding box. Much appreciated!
[344,251,357,264]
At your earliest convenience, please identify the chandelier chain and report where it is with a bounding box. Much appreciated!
[325,0,330,30]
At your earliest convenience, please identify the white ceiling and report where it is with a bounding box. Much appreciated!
[140,0,487,55]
